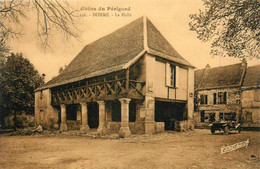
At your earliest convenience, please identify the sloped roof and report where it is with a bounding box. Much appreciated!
[37,17,193,90]
[194,68,206,89]
[195,63,245,90]
[242,64,260,87]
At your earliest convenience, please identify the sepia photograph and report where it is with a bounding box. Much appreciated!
[0,0,259,168]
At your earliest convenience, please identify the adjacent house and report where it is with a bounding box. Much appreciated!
[194,60,260,129]
[241,64,260,128]
[35,17,195,137]
[194,60,247,126]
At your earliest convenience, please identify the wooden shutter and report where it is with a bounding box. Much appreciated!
[213,93,216,104]
[166,63,171,86]
[224,92,227,104]
[175,65,179,88]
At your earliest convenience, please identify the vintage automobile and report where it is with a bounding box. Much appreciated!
[210,113,241,135]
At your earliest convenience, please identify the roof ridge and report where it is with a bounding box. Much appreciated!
[143,16,148,50]
[248,64,260,68]
[198,62,242,71]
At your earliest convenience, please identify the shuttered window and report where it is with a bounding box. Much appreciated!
[214,92,227,104]
[166,63,179,87]
[200,95,208,104]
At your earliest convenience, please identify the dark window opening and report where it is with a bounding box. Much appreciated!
[213,92,227,104]
[203,113,215,123]
[88,102,99,128]
[129,101,136,122]
[112,101,121,122]
[219,112,236,121]
[66,104,78,120]
[200,95,208,104]
[155,101,186,130]
[111,100,136,122]
[200,110,205,122]
[213,93,216,104]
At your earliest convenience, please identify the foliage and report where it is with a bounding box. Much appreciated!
[189,0,260,59]
[0,53,44,126]
[0,0,78,49]
[0,36,9,59]
[4,113,35,128]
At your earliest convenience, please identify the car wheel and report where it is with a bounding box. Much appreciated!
[224,126,229,135]
[211,127,215,134]
[237,127,241,133]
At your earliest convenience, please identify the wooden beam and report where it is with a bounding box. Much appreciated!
[126,69,129,92]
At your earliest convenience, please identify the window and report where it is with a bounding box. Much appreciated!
[40,90,43,100]
[166,63,179,87]
[200,95,208,104]
[203,113,215,123]
[254,89,260,102]
[213,92,227,104]
[220,112,236,121]
[200,110,205,122]
[170,64,175,86]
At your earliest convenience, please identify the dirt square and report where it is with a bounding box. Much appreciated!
[0,129,259,169]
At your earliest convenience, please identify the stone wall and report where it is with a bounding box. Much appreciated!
[195,87,242,123]
[241,89,260,125]
[35,89,59,129]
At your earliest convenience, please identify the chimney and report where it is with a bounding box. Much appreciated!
[241,58,247,69]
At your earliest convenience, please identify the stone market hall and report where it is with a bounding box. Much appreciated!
[35,17,195,137]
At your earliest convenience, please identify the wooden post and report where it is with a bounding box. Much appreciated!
[126,69,129,92]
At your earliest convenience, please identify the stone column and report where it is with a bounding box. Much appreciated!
[60,104,68,131]
[215,112,220,121]
[144,95,155,133]
[80,102,90,133]
[119,98,131,138]
[97,101,107,135]
[187,68,195,130]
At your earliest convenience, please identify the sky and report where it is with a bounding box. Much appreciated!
[8,0,259,82]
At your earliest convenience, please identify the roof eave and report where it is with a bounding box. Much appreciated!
[35,64,126,91]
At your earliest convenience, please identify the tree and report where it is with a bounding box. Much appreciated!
[0,35,10,59]
[0,0,79,49]
[189,0,260,59]
[0,53,44,129]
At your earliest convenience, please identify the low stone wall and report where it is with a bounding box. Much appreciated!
[155,122,165,133]
[107,122,136,133]
[67,120,81,130]
[176,120,194,131]
[108,121,165,134]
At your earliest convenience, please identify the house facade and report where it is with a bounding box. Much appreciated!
[35,17,195,137]
[194,61,247,125]
[241,65,260,128]
[194,60,260,129]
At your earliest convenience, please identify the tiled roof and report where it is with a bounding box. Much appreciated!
[37,17,193,90]
[195,63,245,90]
[194,68,206,89]
[242,64,260,87]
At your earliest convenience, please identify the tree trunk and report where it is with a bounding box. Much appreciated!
[13,111,17,131]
